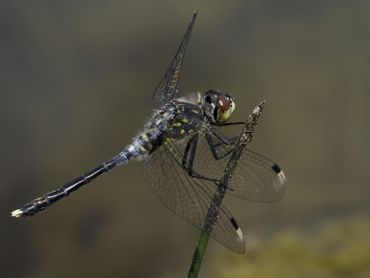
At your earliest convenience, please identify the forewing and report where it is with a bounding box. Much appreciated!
[152,12,197,108]
[143,139,245,254]
[190,131,286,202]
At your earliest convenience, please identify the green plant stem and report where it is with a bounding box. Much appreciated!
[187,229,211,278]
[187,101,265,278]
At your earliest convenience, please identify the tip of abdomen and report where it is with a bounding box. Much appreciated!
[11,209,23,218]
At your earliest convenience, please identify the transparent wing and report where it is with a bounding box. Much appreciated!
[152,12,197,109]
[190,130,286,202]
[143,139,245,254]
[228,148,286,202]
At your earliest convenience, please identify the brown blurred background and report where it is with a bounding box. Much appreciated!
[1,1,369,277]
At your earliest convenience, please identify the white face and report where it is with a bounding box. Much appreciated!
[203,90,236,124]
[216,95,235,123]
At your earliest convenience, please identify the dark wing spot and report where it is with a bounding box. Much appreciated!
[230,217,239,229]
[272,164,282,174]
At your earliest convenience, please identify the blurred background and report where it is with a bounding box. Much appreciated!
[1,0,369,277]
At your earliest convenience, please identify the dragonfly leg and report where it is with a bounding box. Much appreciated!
[212,122,247,147]
[205,133,234,160]
[211,128,239,145]
[221,121,246,126]
[182,135,220,182]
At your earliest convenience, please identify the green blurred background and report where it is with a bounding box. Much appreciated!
[1,1,369,277]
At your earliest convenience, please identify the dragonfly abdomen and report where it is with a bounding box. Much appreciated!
[129,128,163,156]
[11,129,161,218]
[11,157,122,217]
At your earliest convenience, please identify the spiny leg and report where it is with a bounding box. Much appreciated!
[205,133,235,160]
[221,121,246,126]
[206,124,250,160]
[182,134,219,182]
[211,122,247,148]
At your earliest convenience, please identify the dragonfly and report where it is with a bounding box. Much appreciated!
[11,12,286,254]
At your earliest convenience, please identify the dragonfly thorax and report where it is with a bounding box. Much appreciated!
[202,89,236,125]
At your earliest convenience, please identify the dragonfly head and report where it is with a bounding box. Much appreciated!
[203,89,236,125]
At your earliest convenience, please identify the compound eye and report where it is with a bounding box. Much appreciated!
[218,95,230,111]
